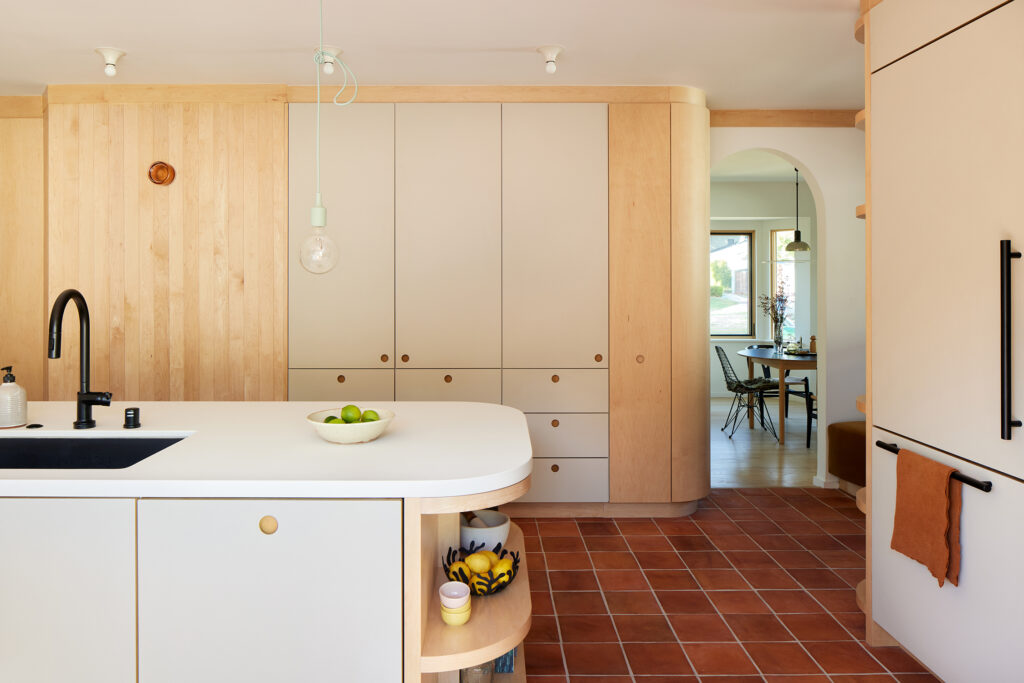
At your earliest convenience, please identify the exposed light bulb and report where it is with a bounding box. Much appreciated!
[322,60,335,75]
[537,45,564,76]
[96,48,125,78]
[300,227,339,274]
[545,61,556,74]
[104,63,117,77]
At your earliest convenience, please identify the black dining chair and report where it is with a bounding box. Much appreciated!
[745,343,810,419]
[715,346,778,439]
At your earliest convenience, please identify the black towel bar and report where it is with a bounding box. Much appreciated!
[875,441,993,492]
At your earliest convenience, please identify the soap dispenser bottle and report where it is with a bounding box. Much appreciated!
[0,366,27,429]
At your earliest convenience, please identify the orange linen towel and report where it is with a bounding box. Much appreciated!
[890,449,963,587]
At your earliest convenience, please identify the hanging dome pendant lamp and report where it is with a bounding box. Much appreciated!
[298,0,359,274]
[786,168,811,253]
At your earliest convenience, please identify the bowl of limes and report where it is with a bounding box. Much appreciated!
[307,404,395,444]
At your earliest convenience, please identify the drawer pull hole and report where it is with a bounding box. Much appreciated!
[636,355,645,364]
[551,419,559,428]
[380,354,389,363]
[336,374,346,383]
[594,354,603,362]
[259,516,278,535]
[401,354,410,363]
[444,374,453,383]
[550,464,560,473]
[551,374,560,383]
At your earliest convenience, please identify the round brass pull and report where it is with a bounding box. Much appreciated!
[551,374,560,383]
[594,354,603,362]
[444,374,453,383]
[636,355,645,364]
[380,354,389,363]
[148,161,175,185]
[401,354,410,363]
[336,374,346,383]
[259,516,278,535]
[550,464,560,473]
[551,419,560,428]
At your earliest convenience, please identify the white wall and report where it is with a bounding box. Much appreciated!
[710,128,866,487]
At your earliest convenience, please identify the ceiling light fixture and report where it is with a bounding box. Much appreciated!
[299,0,359,275]
[786,168,811,253]
[95,47,125,78]
[537,45,564,75]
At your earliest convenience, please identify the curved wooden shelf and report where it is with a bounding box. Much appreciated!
[856,203,867,219]
[855,109,867,131]
[419,476,531,514]
[854,15,866,44]
[856,486,868,514]
[856,394,866,414]
[420,523,531,673]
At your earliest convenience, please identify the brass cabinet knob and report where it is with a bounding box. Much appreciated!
[551,374,560,383]
[401,354,410,363]
[336,374,346,383]
[636,355,645,364]
[380,354,389,363]
[551,419,559,428]
[259,516,278,535]
[444,374,453,383]
[550,464,560,472]
[594,354,603,362]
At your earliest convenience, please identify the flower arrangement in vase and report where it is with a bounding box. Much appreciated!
[759,288,789,353]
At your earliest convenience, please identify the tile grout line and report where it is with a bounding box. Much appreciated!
[581,517,638,683]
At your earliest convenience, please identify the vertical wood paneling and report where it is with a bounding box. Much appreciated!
[608,104,672,502]
[46,101,288,402]
[0,117,46,399]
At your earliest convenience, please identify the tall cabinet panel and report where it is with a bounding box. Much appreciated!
[395,104,501,369]
[872,0,1024,480]
[502,103,609,369]
[288,103,395,371]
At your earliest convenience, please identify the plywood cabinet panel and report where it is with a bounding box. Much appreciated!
[138,499,402,683]
[288,368,394,401]
[47,102,288,401]
[0,498,135,683]
[525,413,608,459]
[395,104,501,369]
[288,103,395,369]
[502,103,608,369]
[502,369,609,413]
[518,458,609,503]
[395,368,500,403]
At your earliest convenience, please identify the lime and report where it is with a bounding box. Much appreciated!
[360,409,380,423]
[324,416,342,424]
[340,405,362,423]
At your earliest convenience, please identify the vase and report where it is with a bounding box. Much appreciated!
[773,319,784,354]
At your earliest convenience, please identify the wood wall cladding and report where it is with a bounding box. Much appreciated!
[0,117,47,400]
[46,102,287,402]
[608,104,672,502]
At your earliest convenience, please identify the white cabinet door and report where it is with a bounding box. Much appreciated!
[395,103,501,368]
[518,458,609,503]
[289,103,395,369]
[502,369,609,413]
[138,499,402,683]
[502,103,608,369]
[395,368,501,403]
[872,1,1024,479]
[872,427,1024,683]
[0,498,135,683]
[526,413,609,459]
[289,368,394,401]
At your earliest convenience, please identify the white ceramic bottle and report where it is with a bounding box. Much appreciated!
[0,366,27,428]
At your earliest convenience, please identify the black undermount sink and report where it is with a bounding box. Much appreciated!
[0,438,182,469]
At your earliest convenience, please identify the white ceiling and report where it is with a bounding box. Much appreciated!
[711,149,799,182]
[1,0,864,108]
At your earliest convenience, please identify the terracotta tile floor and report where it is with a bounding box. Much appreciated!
[516,487,939,683]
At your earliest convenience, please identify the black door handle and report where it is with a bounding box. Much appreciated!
[1001,239,1021,439]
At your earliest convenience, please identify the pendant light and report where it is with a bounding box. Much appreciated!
[785,168,811,253]
[299,0,359,274]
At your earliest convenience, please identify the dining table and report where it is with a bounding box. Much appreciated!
[736,347,817,445]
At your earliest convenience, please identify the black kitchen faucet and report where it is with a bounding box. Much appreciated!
[48,289,112,428]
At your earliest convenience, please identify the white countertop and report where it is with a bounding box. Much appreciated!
[0,401,533,498]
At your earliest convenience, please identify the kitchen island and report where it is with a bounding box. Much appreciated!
[0,401,533,683]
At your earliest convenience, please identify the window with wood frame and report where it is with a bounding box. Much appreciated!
[710,231,754,337]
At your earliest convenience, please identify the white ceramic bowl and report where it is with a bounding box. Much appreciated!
[306,408,395,444]
[439,581,471,609]
[460,509,510,551]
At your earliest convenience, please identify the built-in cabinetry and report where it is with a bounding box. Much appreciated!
[289,103,609,502]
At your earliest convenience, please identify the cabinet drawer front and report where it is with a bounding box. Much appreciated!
[138,499,402,683]
[518,458,609,503]
[526,413,608,459]
[872,428,1024,682]
[395,369,500,403]
[502,369,608,413]
[288,369,394,401]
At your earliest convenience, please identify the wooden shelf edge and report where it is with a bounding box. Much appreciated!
[420,476,531,515]
[855,109,867,131]
[420,523,532,673]
[856,578,867,613]
[856,203,867,219]
[854,15,866,44]
[856,486,868,514]
[856,394,866,414]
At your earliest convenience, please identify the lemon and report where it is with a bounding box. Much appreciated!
[480,550,500,568]
[340,404,362,423]
[465,552,492,574]
[360,409,380,423]
[493,557,514,577]
[447,561,472,582]
[469,572,494,594]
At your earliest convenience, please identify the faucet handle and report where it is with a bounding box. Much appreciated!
[79,391,112,406]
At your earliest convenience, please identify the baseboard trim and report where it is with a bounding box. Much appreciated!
[500,501,699,518]
[813,474,840,489]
